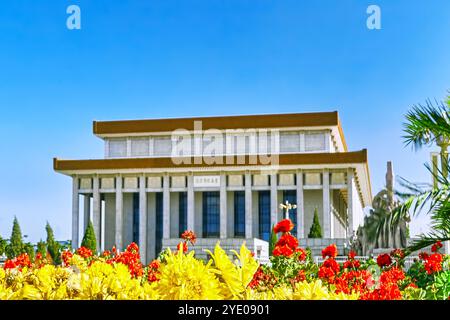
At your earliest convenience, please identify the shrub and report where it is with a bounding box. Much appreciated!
[6,217,24,259]
[46,222,61,265]
[81,221,97,253]
[308,208,322,238]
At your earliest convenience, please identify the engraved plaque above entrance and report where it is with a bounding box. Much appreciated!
[193,175,221,188]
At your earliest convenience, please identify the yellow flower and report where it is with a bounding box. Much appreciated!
[292,280,330,300]
[157,249,223,300]
[206,242,259,299]
[247,285,293,300]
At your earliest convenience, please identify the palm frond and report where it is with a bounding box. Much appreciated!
[402,99,450,150]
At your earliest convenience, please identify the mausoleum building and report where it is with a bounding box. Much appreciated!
[54,111,372,262]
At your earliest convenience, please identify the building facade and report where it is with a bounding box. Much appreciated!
[54,111,372,262]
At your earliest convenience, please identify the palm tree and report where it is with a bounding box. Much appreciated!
[394,93,450,254]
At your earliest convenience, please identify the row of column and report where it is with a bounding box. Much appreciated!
[72,169,356,260]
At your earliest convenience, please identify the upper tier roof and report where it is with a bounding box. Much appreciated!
[93,111,348,152]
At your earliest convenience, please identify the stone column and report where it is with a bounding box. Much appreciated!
[139,175,147,263]
[347,169,354,238]
[322,170,331,238]
[245,173,253,239]
[115,176,123,251]
[220,173,227,239]
[163,175,170,239]
[72,177,79,249]
[296,171,304,238]
[270,173,278,227]
[92,176,101,252]
[187,175,195,231]
[83,195,91,232]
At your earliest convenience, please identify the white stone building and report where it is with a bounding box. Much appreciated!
[54,111,372,262]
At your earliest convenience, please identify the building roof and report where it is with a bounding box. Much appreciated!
[93,111,348,152]
[54,149,372,206]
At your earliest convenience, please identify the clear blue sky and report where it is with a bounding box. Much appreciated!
[0,0,449,242]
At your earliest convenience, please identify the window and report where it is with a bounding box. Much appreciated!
[305,132,325,151]
[258,191,271,241]
[155,192,163,256]
[258,132,271,154]
[131,138,149,157]
[283,190,297,238]
[202,192,220,237]
[280,132,300,153]
[132,193,139,244]
[234,191,245,237]
[153,137,172,156]
[179,192,187,236]
[109,139,127,157]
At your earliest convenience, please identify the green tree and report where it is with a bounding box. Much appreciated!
[23,242,35,261]
[0,235,7,256]
[6,216,24,258]
[36,240,47,257]
[308,208,323,238]
[81,220,97,252]
[269,224,278,256]
[46,222,61,265]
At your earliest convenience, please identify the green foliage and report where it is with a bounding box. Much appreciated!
[23,242,35,261]
[36,240,47,257]
[269,250,318,284]
[0,235,7,256]
[46,222,61,265]
[269,225,277,256]
[430,270,450,300]
[308,208,322,238]
[6,216,24,259]
[81,220,97,253]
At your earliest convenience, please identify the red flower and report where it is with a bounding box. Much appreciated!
[76,247,93,259]
[296,248,307,261]
[273,244,294,258]
[273,219,294,234]
[108,243,143,278]
[360,267,405,300]
[177,242,188,253]
[348,250,357,260]
[322,244,338,259]
[376,254,392,268]
[126,242,139,254]
[102,250,112,257]
[318,258,340,282]
[181,230,197,245]
[390,249,405,259]
[61,250,73,266]
[343,259,361,269]
[424,253,443,274]
[276,233,298,250]
[3,253,31,271]
[419,252,429,260]
[146,259,160,282]
[291,270,306,284]
[431,241,443,253]
[333,270,372,295]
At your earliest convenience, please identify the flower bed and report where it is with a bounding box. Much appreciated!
[1,223,449,300]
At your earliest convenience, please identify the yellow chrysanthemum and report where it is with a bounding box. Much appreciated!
[206,242,259,299]
[157,249,223,300]
[292,280,331,300]
[247,285,293,300]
